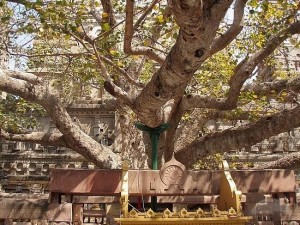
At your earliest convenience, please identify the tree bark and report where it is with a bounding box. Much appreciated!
[0,70,121,168]
[176,106,300,168]
[133,1,234,127]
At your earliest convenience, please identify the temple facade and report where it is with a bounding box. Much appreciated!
[0,99,116,193]
[1,105,300,194]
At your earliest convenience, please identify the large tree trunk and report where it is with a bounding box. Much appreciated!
[132,1,234,127]
[114,103,149,169]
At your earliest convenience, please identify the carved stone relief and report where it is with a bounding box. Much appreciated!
[93,117,115,146]
[159,156,187,190]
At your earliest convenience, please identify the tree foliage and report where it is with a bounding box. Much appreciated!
[0,0,300,169]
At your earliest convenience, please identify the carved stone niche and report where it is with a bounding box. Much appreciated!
[93,122,109,145]
[42,164,49,175]
[47,146,57,154]
[30,183,44,194]
[57,147,66,154]
[28,163,37,175]
[1,141,9,152]
[55,164,62,169]
[16,163,25,175]
[159,156,187,191]
[34,144,44,153]
[3,162,11,174]
[81,162,89,169]
[68,163,75,169]
[250,145,260,154]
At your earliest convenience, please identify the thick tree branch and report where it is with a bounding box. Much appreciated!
[225,22,300,109]
[124,0,165,64]
[92,44,135,105]
[5,70,42,84]
[165,106,214,161]
[210,0,247,55]
[103,81,135,107]
[180,94,230,111]
[43,95,121,168]
[0,70,46,103]
[244,76,300,96]
[181,75,300,112]
[0,69,121,168]
[256,152,300,169]
[180,22,300,112]
[162,99,183,161]
[0,129,66,147]
[175,105,300,168]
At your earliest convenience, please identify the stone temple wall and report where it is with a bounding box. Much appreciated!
[0,103,115,193]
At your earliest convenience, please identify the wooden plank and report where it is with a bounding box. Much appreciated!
[0,198,72,221]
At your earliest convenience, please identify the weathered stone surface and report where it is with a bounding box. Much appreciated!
[50,169,122,195]
[0,198,71,221]
[281,204,300,221]
[50,169,296,196]
[72,196,118,203]
[244,194,275,203]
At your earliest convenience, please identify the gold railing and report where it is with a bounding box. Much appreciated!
[115,160,252,225]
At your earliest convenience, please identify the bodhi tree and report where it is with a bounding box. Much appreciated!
[0,0,300,169]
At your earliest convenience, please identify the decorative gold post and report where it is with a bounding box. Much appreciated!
[217,160,242,216]
[115,160,252,225]
[120,160,129,218]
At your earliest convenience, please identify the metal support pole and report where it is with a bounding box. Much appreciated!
[150,132,159,170]
[135,122,169,211]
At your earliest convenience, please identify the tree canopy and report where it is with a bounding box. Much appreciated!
[0,0,300,169]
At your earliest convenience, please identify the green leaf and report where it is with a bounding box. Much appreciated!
[102,23,110,31]
[156,15,164,23]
